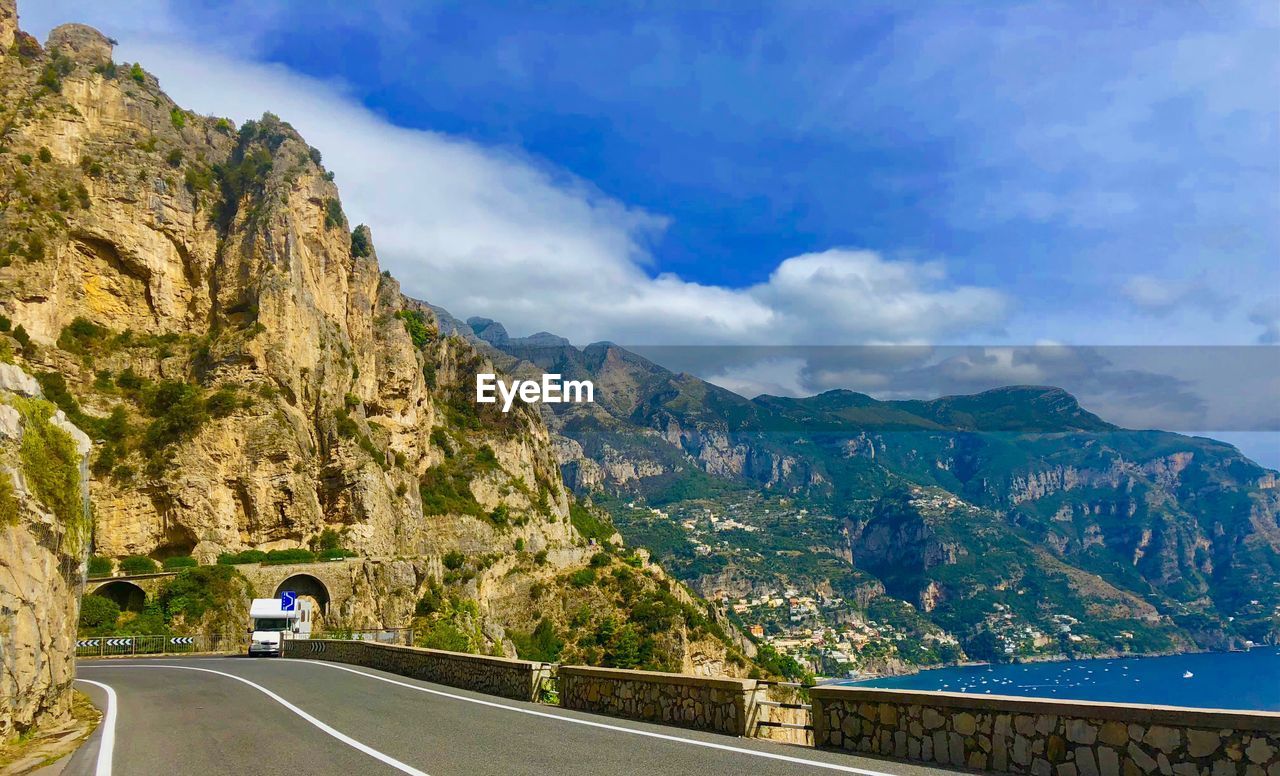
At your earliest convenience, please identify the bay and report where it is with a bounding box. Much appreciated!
[842,648,1280,711]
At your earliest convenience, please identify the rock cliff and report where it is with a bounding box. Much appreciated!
[0,3,753,681]
[0,363,92,740]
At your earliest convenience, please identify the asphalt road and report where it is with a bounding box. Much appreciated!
[65,656,965,776]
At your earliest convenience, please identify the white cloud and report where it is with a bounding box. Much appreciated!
[18,3,1009,348]
[1121,274,1236,318]
[1250,299,1280,344]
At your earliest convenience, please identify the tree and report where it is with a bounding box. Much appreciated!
[119,555,159,575]
[79,595,120,632]
[965,630,1006,663]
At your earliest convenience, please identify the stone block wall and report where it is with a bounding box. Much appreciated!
[558,665,755,736]
[811,686,1280,776]
[284,639,554,702]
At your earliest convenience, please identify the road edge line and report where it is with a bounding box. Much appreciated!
[75,679,117,776]
[279,658,900,776]
[80,664,429,776]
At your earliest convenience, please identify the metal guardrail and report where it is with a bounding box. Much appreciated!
[754,680,816,735]
[75,633,245,657]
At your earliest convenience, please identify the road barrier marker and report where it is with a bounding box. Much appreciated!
[79,664,428,776]
[75,678,117,776]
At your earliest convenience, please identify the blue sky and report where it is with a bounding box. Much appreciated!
[21,1,1280,462]
[154,0,1279,344]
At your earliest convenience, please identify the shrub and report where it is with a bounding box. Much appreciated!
[442,550,466,570]
[57,316,110,357]
[157,565,241,624]
[419,620,472,652]
[204,386,241,418]
[312,528,343,551]
[79,156,104,178]
[38,147,52,163]
[475,445,498,468]
[79,595,121,631]
[350,226,372,258]
[415,582,445,617]
[38,54,74,92]
[162,555,198,570]
[184,165,214,193]
[509,618,563,662]
[216,549,267,565]
[0,473,16,526]
[129,63,145,84]
[87,555,114,578]
[513,537,525,552]
[11,325,31,354]
[116,367,145,392]
[323,198,344,229]
[570,502,615,544]
[14,397,83,547]
[170,108,186,130]
[395,310,433,349]
[166,148,183,167]
[589,552,611,568]
[141,381,209,454]
[263,548,315,565]
[568,568,596,588]
[488,505,509,527]
[119,555,159,575]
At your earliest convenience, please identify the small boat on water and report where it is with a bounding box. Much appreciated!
[1182,671,1194,679]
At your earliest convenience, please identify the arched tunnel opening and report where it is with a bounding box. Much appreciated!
[92,580,147,613]
[274,574,332,631]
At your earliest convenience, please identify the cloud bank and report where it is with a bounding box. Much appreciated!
[20,0,1005,347]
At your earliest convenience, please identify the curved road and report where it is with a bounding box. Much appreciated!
[65,656,962,776]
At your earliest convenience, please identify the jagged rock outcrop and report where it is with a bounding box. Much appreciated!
[0,0,15,51]
[0,3,755,678]
[0,363,92,740]
[0,19,572,564]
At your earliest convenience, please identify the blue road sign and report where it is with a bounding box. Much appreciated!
[281,591,296,611]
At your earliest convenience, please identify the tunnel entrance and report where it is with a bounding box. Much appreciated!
[93,580,147,613]
[274,574,331,615]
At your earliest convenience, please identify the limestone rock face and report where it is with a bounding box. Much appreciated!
[0,23,573,566]
[0,0,15,50]
[0,4,752,678]
[46,24,113,66]
[0,365,92,740]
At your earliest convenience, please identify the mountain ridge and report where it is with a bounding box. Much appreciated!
[457,316,1280,669]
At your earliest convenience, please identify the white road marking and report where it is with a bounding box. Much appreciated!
[277,658,907,775]
[80,664,428,776]
[75,679,117,776]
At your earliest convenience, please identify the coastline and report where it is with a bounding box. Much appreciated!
[826,644,1248,685]
[822,646,1280,712]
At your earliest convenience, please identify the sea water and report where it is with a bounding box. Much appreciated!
[842,648,1280,711]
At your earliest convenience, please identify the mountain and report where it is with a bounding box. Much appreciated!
[470,324,1280,670]
[0,6,761,743]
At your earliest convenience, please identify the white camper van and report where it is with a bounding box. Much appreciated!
[247,597,314,656]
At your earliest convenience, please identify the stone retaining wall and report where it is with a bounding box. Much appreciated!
[559,665,756,736]
[811,686,1280,776]
[283,639,554,702]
